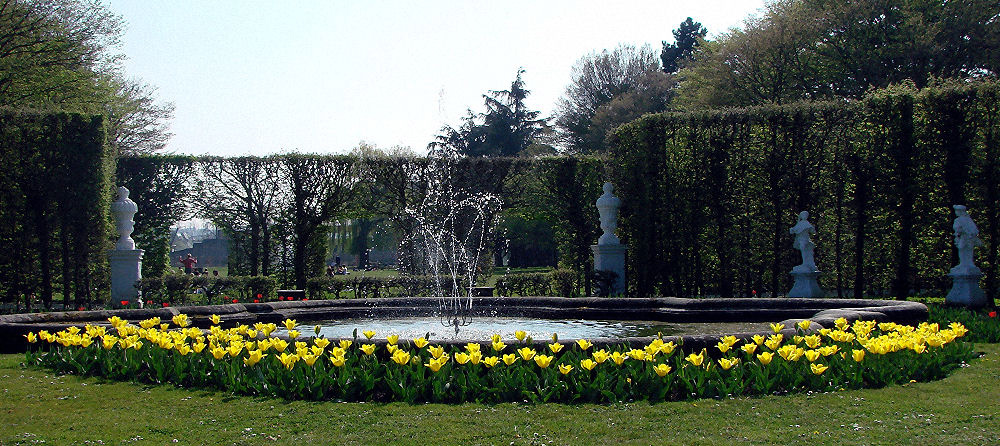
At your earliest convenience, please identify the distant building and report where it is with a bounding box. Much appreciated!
[171,237,229,268]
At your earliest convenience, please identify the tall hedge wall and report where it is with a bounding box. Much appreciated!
[610,82,1000,300]
[0,109,113,310]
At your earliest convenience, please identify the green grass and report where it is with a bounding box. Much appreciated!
[2,345,999,445]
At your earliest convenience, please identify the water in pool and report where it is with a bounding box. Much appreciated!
[283,317,768,341]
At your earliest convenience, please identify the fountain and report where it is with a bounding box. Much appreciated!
[406,152,503,332]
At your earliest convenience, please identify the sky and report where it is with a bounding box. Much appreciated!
[107,1,768,157]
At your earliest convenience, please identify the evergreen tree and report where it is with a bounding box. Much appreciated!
[661,17,707,74]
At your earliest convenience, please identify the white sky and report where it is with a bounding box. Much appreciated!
[107,1,766,157]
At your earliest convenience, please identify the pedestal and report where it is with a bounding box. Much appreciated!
[109,249,143,308]
[788,270,823,298]
[591,244,626,295]
[946,272,988,308]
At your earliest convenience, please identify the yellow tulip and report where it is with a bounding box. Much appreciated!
[390,350,411,365]
[765,334,783,351]
[797,320,812,331]
[469,350,482,365]
[210,314,221,325]
[912,343,927,354]
[559,364,573,375]
[244,349,264,366]
[804,335,822,349]
[139,318,159,329]
[580,359,597,371]
[741,343,758,355]
[685,352,704,367]
[361,343,376,355]
[576,339,593,351]
[102,336,118,350]
[24,332,37,343]
[339,339,353,350]
[211,346,227,360]
[851,349,865,362]
[313,337,331,349]
[295,341,307,351]
[413,337,429,349]
[534,354,553,368]
[302,354,319,367]
[425,359,444,372]
[491,333,502,343]
[654,363,672,377]
[363,330,376,339]
[502,353,518,365]
[720,335,738,347]
[716,341,732,354]
[329,355,346,367]
[718,357,739,370]
[386,344,398,354]
[810,363,828,375]
[592,349,610,364]
[834,317,849,330]
[483,356,500,368]
[548,342,564,353]
[804,349,821,362]
[429,345,445,359]
[283,319,298,330]
[272,339,289,353]
[465,343,481,353]
[611,351,627,366]
[819,345,839,356]
[515,330,527,341]
[387,334,399,345]
[455,352,470,364]
[492,340,507,352]
[159,323,169,331]
[659,341,676,355]
[770,323,785,333]
[278,352,298,370]
[752,334,765,345]
[627,349,647,361]
[517,347,536,361]
[757,351,774,365]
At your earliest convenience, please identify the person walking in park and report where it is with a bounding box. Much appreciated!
[179,253,198,274]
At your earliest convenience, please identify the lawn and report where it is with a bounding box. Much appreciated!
[1,345,998,445]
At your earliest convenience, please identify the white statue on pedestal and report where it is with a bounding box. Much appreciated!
[951,205,983,275]
[946,204,987,308]
[790,211,817,272]
[592,182,626,295]
[596,182,621,245]
[111,186,138,250]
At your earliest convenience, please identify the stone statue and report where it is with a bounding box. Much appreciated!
[790,211,817,272]
[951,205,983,275]
[111,186,138,250]
[596,182,621,245]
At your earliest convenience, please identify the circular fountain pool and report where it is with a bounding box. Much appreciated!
[283,317,769,341]
[0,296,929,352]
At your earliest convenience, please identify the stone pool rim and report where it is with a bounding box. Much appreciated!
[0,296,928,353]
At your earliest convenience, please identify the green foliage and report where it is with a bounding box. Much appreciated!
[611,81,1000,300]
[0,108,111,310]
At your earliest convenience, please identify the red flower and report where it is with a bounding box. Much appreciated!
[257,293,262,298]
[146,300,152,305]
[302,298,308,301]
[77,306,85,311]
[278,296,284,301]
[162,302,169,307]
[989,311,997,318]
[253,299,259,303]
[232,298,239,303]
[120,300,129,306]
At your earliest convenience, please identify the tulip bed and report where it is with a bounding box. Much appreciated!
[24,315,975,403]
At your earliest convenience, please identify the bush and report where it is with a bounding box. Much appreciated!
[549,269,579,297]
